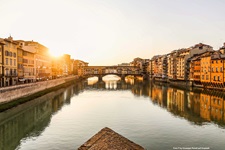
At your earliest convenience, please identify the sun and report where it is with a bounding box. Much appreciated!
[49,48,63,57]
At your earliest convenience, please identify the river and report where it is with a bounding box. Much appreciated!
[0,75,225,150]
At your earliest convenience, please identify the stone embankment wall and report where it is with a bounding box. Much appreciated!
[0,76,78,104]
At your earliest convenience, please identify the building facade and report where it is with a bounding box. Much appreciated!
[22,41,52,81]
[0,41,4,87]
[0,36,18,86]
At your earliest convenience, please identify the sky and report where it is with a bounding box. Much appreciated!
[1,0,225,65]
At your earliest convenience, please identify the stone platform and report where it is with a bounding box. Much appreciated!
[78,127,144,150]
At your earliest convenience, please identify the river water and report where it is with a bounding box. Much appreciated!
[0,75,225,150]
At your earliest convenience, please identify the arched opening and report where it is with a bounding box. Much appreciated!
[125,75,135,84]
[103,75,120,89]
[87,76,98,85]
[102,75,120,81]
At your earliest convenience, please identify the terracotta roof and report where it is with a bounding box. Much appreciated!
[78,127,144,150]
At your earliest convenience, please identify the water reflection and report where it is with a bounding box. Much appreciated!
[87,79,225,127]
[0,85,83,150]
[0,78,225,149]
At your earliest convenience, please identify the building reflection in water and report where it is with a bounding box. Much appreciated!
[0,77,225,149]
[0,83,85,150]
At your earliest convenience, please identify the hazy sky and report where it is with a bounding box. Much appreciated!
[1,0,225,65]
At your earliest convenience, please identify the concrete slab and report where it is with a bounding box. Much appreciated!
[78,127,144,150]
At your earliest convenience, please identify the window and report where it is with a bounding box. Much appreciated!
[23,51,27,56]
[23,59,28,63]
[18,64,23,69]
[10,59,12,65]
[206,75,209,80]
[212,60,214,64]
[216,60,218,63]
[218,76,220,81]
[202,75,204,80]
[13,53,16,57]
[5,68,9,75]
[216,67,218,72]
[220,67,223,72]
[5,51,8,56]
[14,59,16,66]
[211,67,214,72]
[214,76,216,81]
[6,58,8,65]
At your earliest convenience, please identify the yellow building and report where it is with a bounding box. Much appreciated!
[0,41,4,87]
[167,50,178,80]
[0,36,18,86]
[176,49,189,80]
[17,46,24,82]
[21,41,52,81]
[16,41,37,82]
[151,55,160,78]
[73,59,88,76]
[62,54,71,76]
[51,56,63,79]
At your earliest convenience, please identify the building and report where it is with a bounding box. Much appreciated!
[210,52,225,87]
[51,56,63,79]
[176,48,190,80]
[190,55,201,83]
[17,45,24,82]
[0,36,18,86]
[62,54,71,76]
[21,41,52,81]
[150,55,160,78]
[200,51,214,86]
[73,59,89,76]
[176,43,213,81]
[167,50,178,80]
[0,40,4,87]
[130,57,149,78]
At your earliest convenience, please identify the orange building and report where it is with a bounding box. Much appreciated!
[200,52,214,86]
[210,52,225,87]
[190,56,201,83]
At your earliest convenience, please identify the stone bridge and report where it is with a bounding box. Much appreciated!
[80,66,142,80]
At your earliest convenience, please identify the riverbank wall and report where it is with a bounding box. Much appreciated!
[0,76,78,105]
[151,77,225,91]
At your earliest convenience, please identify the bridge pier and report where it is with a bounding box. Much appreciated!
[98,75,103,81]
[121,75,125,81]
